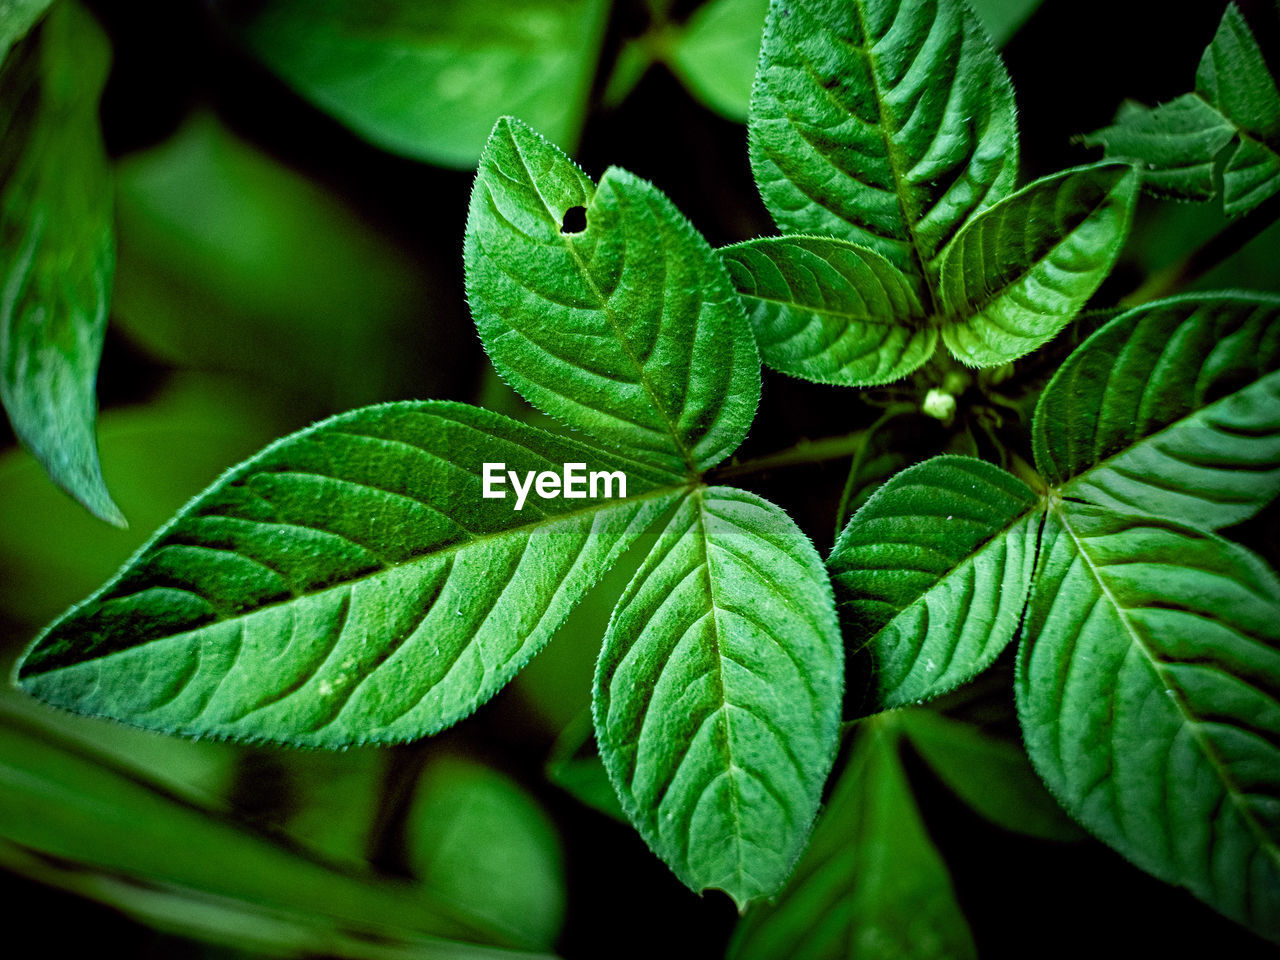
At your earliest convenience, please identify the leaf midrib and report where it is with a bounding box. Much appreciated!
[1056,367,1280,500]
[503,127,702,477]
[845,0,937,312]
[1054,504,1280,875]
[28,482,690,676]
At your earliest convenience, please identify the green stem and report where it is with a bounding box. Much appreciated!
[708,430,875,481]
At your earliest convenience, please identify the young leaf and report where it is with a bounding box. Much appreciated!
[938,162,1139,367]
[721,235,934,386]
[1084,3,1280,215]
[966,0,1043,48]
[748,0,1019,285]
[0,2,121,525]
[1033,294,1280,530]
[593,486,842,909]
[18,402,682,747]
[667,0,769,121]
[1017,505,1280,941]
[727,719,976,960]
[465,118,760,476]
[239,0,610,169]
[829,456,1040,716]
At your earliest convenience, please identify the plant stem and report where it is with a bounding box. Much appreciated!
[1122,191,1280,306]
[708,430,874,481]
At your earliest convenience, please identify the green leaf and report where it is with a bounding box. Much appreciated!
[465,118,760,476]
[1033,294,1280,529]
[966,0,1043,48]
[545,712,626,821]
[0,0,51,64]
[0,2,121,525]
[407,756,566,950]
[828,456,1040,716]
[897,708,1083,841]
[593,486,842,909]
[721,235,934,386]
[18,401,682,747]
[727,718,976,960]
[112,112,438,409]
[938,162,1139,367]
[748,0,1018,286]
[1083,96,1236,203]
[0,375,287,631]
[667,0,768,121]
[240,0,610,169]
[0,693,559,957]
[1084,3,1280,216]
[1017,504,1280,940]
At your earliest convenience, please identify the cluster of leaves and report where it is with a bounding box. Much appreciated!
[5,0,1280,955]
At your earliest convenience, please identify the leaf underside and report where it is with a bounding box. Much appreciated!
[749,0,1019,287]
[0,2,121,525]
[1018,505,1280,940]
[465,117,760,476]
[594,486,842,909]
[19,402,681,747]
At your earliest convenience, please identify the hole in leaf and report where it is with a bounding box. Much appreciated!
[560,206,587,234]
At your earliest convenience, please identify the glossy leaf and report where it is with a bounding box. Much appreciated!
[1017,505,1280,940]
[241,0,609,169]
[667,0,768,121]
[727,719,976,960]
[593,486,843,909]
[748,0,1019,285]
[898,708,1082,841]
[465,118,760,476]
[938,163,1139,367]
[0,2,121,524]
[721,236,934,386]
[1084,4,1280,215]
[1034,294,1280,529]
[18,402,682,747]
[829,456,1040,716]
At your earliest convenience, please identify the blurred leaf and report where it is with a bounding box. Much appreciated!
[897,709,1083,841]
[0,375,287,633]
[112,112,438,410]
[667,0,767,121]
[0,0,51,65]
[544,712,625,821]
[728,719,976,960]
[965,0,1043,47]
[241,0,610,169]
[0,693,559,957]
[0,2,121,524]
[407,756,567,950]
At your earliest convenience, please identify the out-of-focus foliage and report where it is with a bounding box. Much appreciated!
[238,0,610,168]
[0,1,119,523]
[112,113,439,410]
